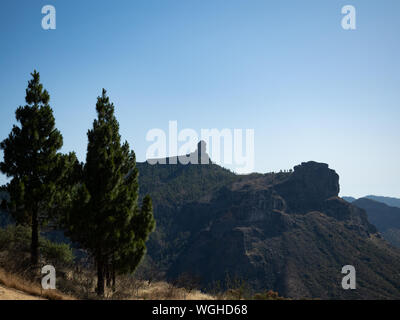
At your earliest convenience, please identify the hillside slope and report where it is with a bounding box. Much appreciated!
[353,198,400,248]
[137,145,400,299]
[0,285,44,300]
[364,195,400,209]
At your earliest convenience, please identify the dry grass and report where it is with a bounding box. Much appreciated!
[109,275,214,300]
[135,281,214,300]
[0,268,75,300]
[0,264,214,300]
[0,267,283,300]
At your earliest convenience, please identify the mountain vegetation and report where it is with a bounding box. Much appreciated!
[138,153,400,299]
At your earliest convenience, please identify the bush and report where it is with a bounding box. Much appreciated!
[223,274,252,300]
[40,238,74,266]
[0,224,74,269]
[0,224,30,252]
[252,290,284,300]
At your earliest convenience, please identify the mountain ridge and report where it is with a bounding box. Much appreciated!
[343,195,400,208]
[352,198,400,248]
[137,147,400,299]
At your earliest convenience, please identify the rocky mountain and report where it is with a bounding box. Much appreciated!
[364,195,400,209]
[137,144,400,299]
[343,195,400,208]
[342,196,356,203]
[353,198,400,248]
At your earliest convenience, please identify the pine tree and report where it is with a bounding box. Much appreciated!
[66,89,155,296]
[0,70,78,269]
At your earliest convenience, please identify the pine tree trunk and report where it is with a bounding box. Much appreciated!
[112,265,116,292]
[97,260,105,296]
[31,209,39,269]
[106,263,111,288]
[111,255,116,292]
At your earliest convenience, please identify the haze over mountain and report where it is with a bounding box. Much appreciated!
[344,195,400,209]
[352,198,400,249]
[343,195,400,248]
[364,196,400,209]
[137,143,400,299]
[342,196,356,203]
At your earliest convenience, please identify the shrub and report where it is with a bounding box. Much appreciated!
[0,225,74,269]
[252,290,284,300]
[40,238,74,266]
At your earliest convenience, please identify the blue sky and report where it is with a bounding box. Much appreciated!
[0,0,399,198]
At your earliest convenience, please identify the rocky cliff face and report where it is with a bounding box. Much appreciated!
[275,162,339,213]
[137,159,400,299]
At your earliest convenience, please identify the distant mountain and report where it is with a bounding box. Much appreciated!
[342,196,356,203]
[342,195,400,248]
[137,143,400,299]
[364,195,400,209]
[342,195,400,208]
[353,198,400,248]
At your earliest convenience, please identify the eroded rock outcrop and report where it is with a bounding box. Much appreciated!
[274,161,340,213]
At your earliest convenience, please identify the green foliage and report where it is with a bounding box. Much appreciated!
[40,238,74,266]
[0,225,74,268]
[0,224,31,252]
[0,71,78,267]
[137,162,237,206]
[65,89,155,295]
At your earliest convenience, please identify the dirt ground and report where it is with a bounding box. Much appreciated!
[0,284,44,300]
